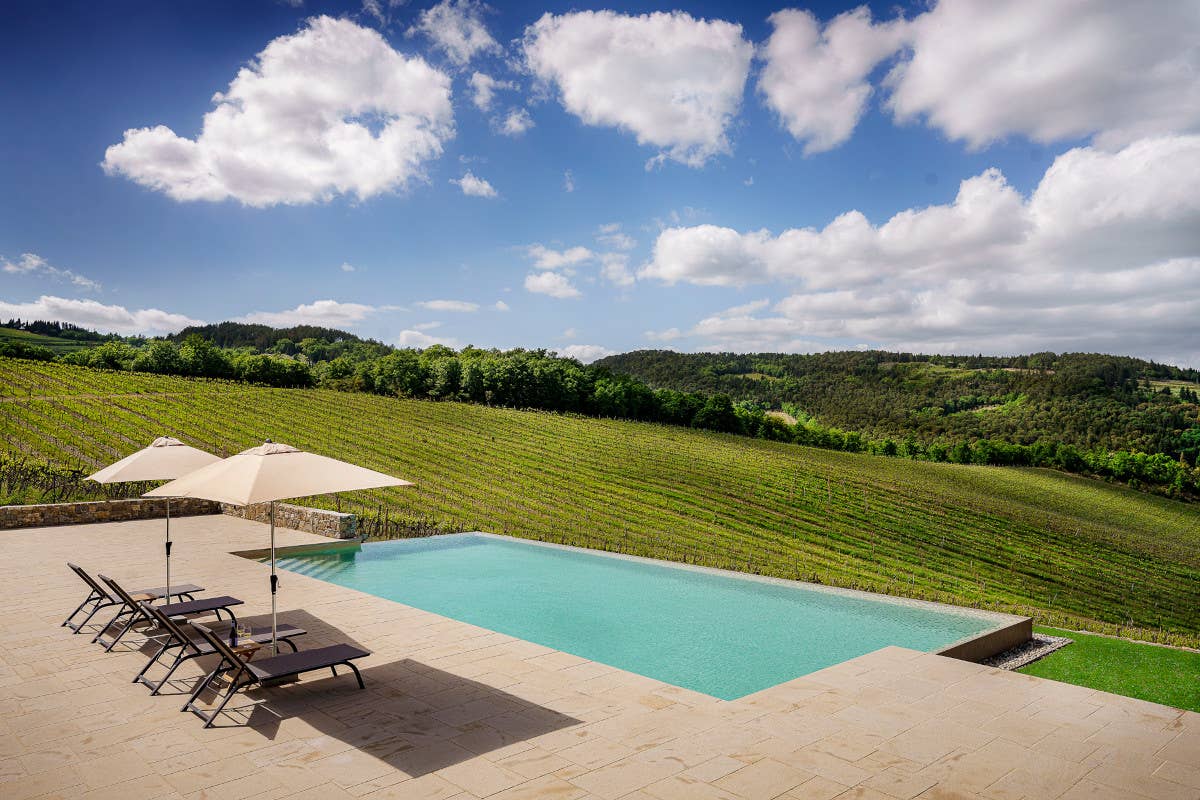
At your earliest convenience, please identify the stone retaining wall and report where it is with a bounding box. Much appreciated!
[218,502,357,540]
[0,497,221,530]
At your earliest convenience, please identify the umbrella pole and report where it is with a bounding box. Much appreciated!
[270,500,278,655]
[165,497,172,603]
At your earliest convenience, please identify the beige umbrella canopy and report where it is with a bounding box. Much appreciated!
[146,441,412,651]
[88,437,221,602]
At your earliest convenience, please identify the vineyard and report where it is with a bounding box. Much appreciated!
[3,357,1198,647]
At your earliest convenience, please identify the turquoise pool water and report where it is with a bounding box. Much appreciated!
[273,533,999,699]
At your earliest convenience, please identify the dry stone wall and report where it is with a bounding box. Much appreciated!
[0,498,220,530]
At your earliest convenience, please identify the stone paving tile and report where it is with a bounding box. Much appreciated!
[0,516,1194,800]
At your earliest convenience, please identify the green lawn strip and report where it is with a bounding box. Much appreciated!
[1020,626,1200,713]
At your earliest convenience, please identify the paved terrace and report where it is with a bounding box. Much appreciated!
[1,516,1197,800]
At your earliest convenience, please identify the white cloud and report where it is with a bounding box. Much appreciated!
[360,0,405,27]
[758,1,1200,153]
[559,344,615,363]
[452,171,497,197]
[409,0,500,67]
[642,135,1200,365]
[595,223,635,251]
[238,299,378,328]
[493,299,510,311]
[887,0,1200,150]
[397,328,458,348]
[524,271,580,299]
[599,253,635,287]
[468,72,513,111]
[644,327,682,342]
[2,252,101,291]
[103,16,454,207]
[562,170,575,192]
[523,10,753,166]
[758,7,907,155]
[0,295,201,336]
[412,321,443,331]
[526,244,593,270]
[561,327,577,339]
[499,108,534,136]
[418,299,479,312]
[340,262,356,273]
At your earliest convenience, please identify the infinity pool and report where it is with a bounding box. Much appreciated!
[274,533,1002,699]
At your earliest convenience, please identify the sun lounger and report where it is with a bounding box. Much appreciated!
[93,574,242,652]
[133,601,306,695]
[183,621,369,728]
[63,562,203,633]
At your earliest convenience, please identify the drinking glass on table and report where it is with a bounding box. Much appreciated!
[234,622,250,645]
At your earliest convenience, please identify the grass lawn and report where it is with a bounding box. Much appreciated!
[1020,626,1200,712]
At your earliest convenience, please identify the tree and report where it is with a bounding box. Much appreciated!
[692,394,739,433]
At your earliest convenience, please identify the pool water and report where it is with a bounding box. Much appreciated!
[273,533,999,700]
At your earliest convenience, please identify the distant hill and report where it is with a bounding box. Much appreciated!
[169,322,369,350]
[595,349,1200,458]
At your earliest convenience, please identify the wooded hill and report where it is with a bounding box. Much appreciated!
[596,350,1200,462]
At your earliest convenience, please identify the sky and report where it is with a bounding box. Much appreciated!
[2,0,1199,366]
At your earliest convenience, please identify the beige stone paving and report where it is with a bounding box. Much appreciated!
[1,515,1198,800]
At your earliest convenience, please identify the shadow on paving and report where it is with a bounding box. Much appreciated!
[127,609,584,776]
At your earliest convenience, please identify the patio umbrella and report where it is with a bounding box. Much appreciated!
[145,441,411,652]
[88,437,221,602]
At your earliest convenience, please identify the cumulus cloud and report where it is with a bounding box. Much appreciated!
[526,244,593,270]
[238,299,379,328]
[499,108,534,136]
[644,327,683,342]
[595,223,635,251]
[562,170,575,192]
[758,7,907,154]
[469,72,513,111]
[340,262,356,273]
[409,0,500,67]
[2,253,101,291]
[559,344,615,363]
[452,171,497,197]
[886,0,1200,149]
[493,299,510,311]
[397,328,458,348]
[0,295,201,336]
[759,1,1200,153]
[103,16,454,207]
[523,10,753,166]
[642,136,1200,364]
[418,299,479,312]
[599,253,635,287]
[524,271,580,299]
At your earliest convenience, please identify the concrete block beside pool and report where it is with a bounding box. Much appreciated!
[266,531,1031,700]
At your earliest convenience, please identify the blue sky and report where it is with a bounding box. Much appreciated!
[2,1,1198,365]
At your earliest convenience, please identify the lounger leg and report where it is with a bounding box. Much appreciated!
[103,609,141,652]
[149,650,191,696]
[344,661,365,690]
[70,601,111,634]
[92,606,130,644]
[63,593,98,628]
[282,638,298,652]
[182,661,227,712]
[330,665,337,678]
[133,640,171,683]
[201,675,248,729]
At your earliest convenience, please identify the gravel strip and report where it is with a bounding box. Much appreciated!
[981,633,1073,670]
